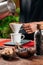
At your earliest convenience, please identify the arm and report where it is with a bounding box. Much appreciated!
[33,21,43,24]
[23,21,43,34]
[0,11,12,20]
[31,21,43,30]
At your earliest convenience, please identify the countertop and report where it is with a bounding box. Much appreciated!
[0,56,43,65]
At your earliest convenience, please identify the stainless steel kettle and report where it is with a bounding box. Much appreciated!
[0,0,16,14]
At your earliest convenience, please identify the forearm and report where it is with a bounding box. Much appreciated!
[28,21,43,30]
[0,11,12,20]
[24,21,43,25]
[34,21,43,25]
[32,21,43,30]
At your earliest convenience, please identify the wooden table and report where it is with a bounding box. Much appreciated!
[0,39,43,65]
[0,56,43,65]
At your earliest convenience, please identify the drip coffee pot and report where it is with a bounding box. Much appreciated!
[9,23,25,45]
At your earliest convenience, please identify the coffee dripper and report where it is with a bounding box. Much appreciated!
[9,23,23,33]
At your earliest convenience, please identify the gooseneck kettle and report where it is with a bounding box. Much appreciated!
[0,0,16,15]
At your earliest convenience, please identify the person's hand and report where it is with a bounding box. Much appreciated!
[23,23,37,34]
[0,11,12,20]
